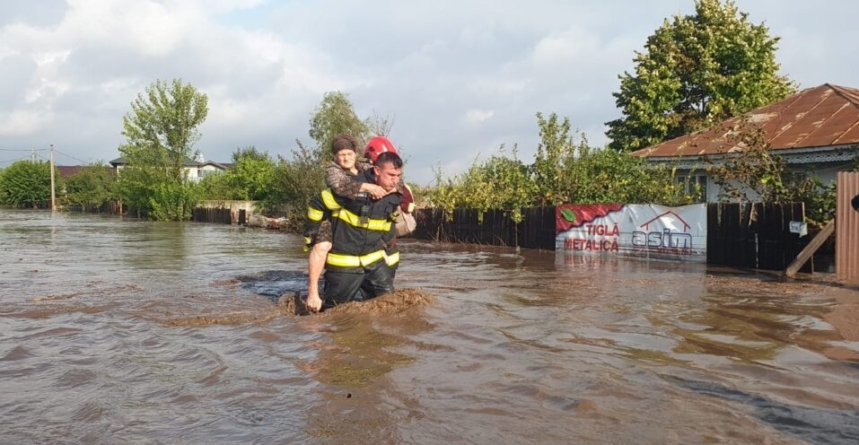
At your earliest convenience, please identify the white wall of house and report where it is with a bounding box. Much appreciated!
[185,165,200,181]
[113,164,214,181]
[675,161,850,203]
[804,165,843,185]
[197,164,225,178]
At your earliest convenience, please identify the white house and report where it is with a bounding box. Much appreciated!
[631,83,859,202]
[109,156,232,182]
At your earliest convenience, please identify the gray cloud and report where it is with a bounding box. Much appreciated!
[2,0,859,185]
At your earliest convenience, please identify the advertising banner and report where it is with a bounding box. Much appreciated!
[556,203,707,262]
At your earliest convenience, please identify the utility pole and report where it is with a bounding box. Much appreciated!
[50,144,56,211]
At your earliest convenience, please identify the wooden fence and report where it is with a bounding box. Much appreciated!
[413,207,556,250]
[414,203,820,272]
[192,207,247,225]
[184,201,823,272]
[192,200,255,225]
[706,202,810,272]
[836,172,859,281]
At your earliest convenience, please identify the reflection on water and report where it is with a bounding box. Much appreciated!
[1,209,858,444]
[669,376,859,444]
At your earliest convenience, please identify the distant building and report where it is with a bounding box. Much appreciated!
[108,157,232,182]
[56,166,89,178]
[631,83,859,202]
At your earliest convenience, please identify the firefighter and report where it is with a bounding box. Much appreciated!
[304,151,404,311]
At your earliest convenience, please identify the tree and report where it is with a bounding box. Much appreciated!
[227,146,277,201]
[424,112,696,216]
[197,169,235,200]
[428,145,534,222]
[268,140,327,230]
[118,79,209,220]
[706,118,841,227]
[531,112,577,206]
[606,0,796,152]
[308,91,369,156]
[63,163,117,212]
[0,160,57,208]
[366,110,395,137]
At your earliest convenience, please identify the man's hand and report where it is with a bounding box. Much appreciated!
[305,293,322,313]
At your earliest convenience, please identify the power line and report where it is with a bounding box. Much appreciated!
[0,147,49,151]
[0,156,34,165]
[54,149,90,165]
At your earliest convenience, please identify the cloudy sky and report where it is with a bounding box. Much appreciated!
[1,0,857,185]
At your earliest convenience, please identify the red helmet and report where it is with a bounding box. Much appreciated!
[364,136,398,164]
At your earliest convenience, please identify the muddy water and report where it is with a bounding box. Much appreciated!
[2,209,858,445]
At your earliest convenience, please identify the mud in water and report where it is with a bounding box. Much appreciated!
[2,210,859,445]
[163,289,435,326]
[278,288,435,317]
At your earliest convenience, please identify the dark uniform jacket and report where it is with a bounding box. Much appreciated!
[305,177,402,272]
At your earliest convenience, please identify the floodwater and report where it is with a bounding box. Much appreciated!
[2,209,859,445]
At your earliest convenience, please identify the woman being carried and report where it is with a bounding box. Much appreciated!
[304,134,415,312]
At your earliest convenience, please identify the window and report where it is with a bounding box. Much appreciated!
[676,174,707,202]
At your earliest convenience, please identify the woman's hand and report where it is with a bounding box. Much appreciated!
[361,183,390,200]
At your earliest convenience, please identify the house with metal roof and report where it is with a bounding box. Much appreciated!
[109,156,232,182]
[630,83,859,202]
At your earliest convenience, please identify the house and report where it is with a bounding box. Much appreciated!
[630,83,859,202]
[56,166,117,187]
[196,160,234,180]
[56,166,89,178]
[109,156,232,182]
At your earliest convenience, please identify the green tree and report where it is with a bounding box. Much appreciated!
[706,119,842,227]
[0,160,57,208]
[227,147,277,201]
[429,145,534,222]
[197,169,235,200]
[63,163,117,211]
[565,147,688,205]
[424,112,695,217]
[118,78,209,220]
[606,0,796,152]
[308,91,370,157]
[531,112,579,206]
[264,140,327,230]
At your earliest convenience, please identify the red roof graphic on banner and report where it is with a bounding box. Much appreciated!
[640,211,690,231]
[555,204,624,234]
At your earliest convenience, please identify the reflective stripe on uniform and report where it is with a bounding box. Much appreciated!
[307,207,324,221]
[335,208,392,231]
[320,189,341,211]
[326,250,387,268]
[385,251,400,266]
[317,188,392,231]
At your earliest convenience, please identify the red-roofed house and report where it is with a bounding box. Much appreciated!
[631,83,859,202]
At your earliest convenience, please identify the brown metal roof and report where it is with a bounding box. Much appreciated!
[57,165,116,178]
[631,83,859,158]
[57,166,86,178]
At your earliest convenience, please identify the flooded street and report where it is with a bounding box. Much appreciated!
[2,209,858,444]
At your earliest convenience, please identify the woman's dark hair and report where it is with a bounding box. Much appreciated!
[331,134,358,155]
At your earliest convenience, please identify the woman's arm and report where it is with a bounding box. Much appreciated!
[324,163,363,199]
[325,163,388,199]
